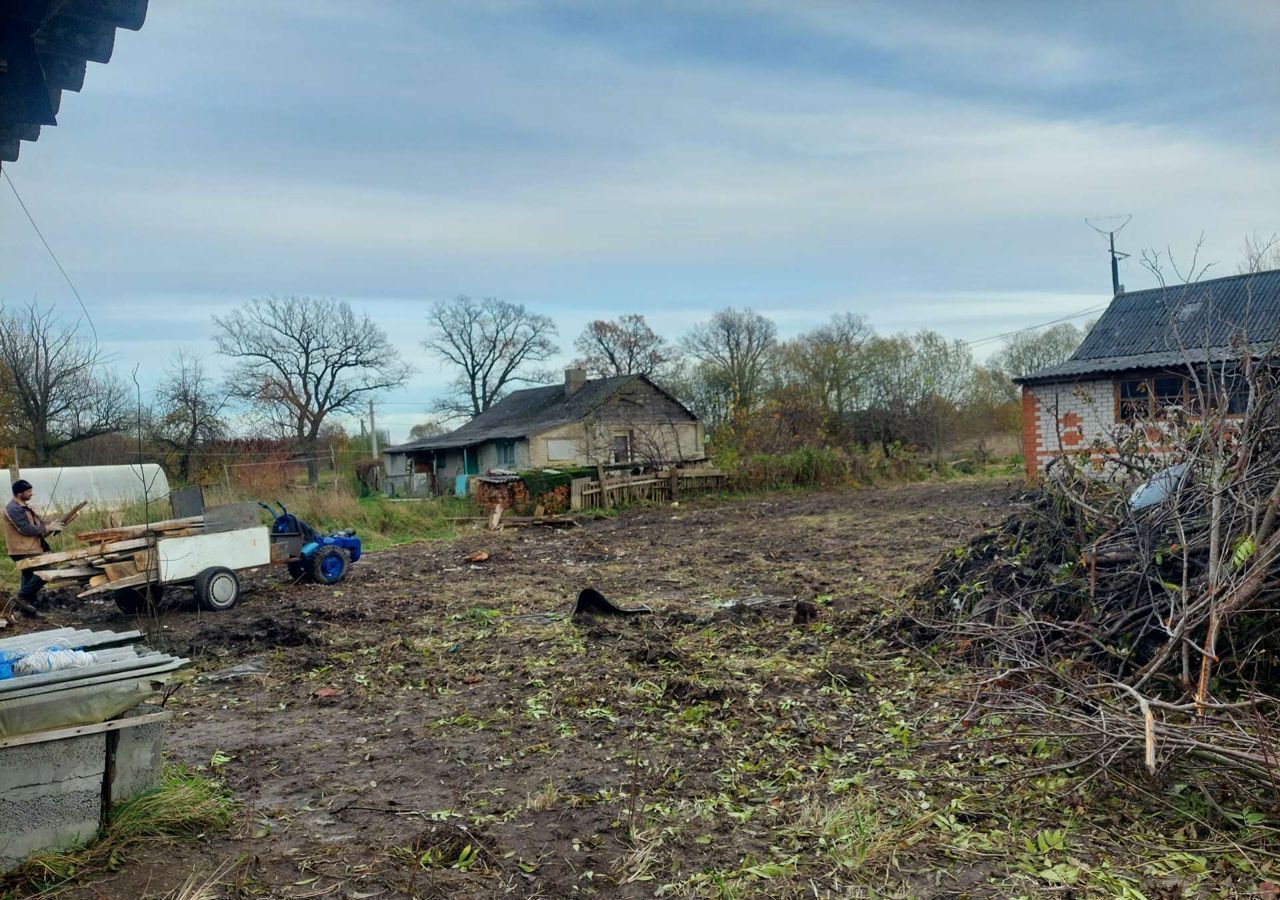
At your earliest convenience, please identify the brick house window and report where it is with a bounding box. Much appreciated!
[1118,374,1249,421]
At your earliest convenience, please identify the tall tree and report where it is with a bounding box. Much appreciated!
[573,314,672,379]
[408,419,447,441]
[214,295,412,485]
[991,323,1085,400]
[0,302,128,464]
[778,312,873,435]
[682,307,777,420]
[424,295,558,418]
[151,350,229,482]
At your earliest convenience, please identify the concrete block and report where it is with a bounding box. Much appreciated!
[0,732,105,873]
[108,706,165,803]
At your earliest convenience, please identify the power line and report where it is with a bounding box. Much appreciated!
[965,302,1109,349]
[2,168,98,340]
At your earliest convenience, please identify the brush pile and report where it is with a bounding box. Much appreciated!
[20,516,204,598]
[919,363,1280,794]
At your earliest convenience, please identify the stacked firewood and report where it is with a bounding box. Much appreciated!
[19,516,204,597]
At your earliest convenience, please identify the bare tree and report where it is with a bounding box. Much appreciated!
[408,419,447,441]
[682,307,777,420]
[778,312,873,435]
[1240,232,1280,274]
[573,314,672,379]
[424,295,558,419]
[151,350,229,482]
[214,295,412,485]
[0,302,128,464]
[991,322,1086,399]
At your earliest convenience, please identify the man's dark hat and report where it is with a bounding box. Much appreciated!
[11,479,32,496]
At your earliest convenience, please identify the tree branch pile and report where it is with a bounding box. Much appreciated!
[916,360,1280,797]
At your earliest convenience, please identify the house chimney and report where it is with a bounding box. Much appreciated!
[564,367,587,396]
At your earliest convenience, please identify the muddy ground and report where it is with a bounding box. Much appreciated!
[7,479,1269,898]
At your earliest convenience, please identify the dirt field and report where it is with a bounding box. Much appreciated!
[10,479,1271,898]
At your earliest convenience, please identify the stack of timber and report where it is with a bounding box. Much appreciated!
[18,516,204,598]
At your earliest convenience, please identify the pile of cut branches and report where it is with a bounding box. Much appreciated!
[917,355,1280,797]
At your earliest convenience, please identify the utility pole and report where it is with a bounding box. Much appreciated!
[1086,215,1132,296]
[369,399,378,459]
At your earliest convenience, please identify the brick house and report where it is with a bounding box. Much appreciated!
[1015,269,1280,479]
[382,369,705,496]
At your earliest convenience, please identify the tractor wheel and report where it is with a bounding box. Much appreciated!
[308,546,350,585]
[194,567,241,611]
[114,584,165,615]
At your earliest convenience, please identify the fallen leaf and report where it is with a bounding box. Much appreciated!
[313,687,340,700]
[465,550,490,563]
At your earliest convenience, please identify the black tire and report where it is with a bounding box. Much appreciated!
[194,567,241,611]
[308,546,350,585]
[114,584,165,615]
[287,560,308,581]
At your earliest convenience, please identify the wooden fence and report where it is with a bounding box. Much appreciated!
[570,467,726,511]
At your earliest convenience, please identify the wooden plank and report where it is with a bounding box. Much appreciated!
[76,515,204,543]
[31,566,101,579]
[88,574,110,588]
[77,572,153,598]
[17,537,152,570]
[0,710,172,750]
[103,560,139,582]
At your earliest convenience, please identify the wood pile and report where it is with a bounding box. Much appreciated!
[18,516,204,598]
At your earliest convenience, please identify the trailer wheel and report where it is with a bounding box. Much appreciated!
[308,547,349,585]
[194,567,241,611]
[286,561,307,581]
[114,584,164,615]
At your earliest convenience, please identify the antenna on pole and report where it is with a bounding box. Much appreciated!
[1086,215,1132,296]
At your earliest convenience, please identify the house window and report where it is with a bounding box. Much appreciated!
[1118,373,1250,421]
[1119,376,1188,421]
[1118,378,1151,421]
[546,438,576,462]
[612,432,632,463]
[495,440,516,467]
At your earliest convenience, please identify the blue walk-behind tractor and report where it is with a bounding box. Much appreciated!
[259,501,363,585]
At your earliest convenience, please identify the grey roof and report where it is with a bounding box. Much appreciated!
[385,375,695,453]
[1017,269,1280,384]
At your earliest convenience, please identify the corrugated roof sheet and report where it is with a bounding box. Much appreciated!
[1018,269,1280,383]
[385,375,694,453]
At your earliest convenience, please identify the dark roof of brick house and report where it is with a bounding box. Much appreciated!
[385,375,697,453]
[1017,269,1280,384]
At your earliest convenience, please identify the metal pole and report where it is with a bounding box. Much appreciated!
[369,399,378,459]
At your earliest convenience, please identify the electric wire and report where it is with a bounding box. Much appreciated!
[2,168,97,340]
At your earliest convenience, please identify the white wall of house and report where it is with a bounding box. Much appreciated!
[1021,379,1116,477]
[527,420,702,468]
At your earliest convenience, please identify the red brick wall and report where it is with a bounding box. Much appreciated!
[1020,385,1041,481]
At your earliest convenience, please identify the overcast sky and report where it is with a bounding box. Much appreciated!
[2,1,1278,441]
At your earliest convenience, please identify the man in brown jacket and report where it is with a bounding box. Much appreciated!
[4,479,63,616]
